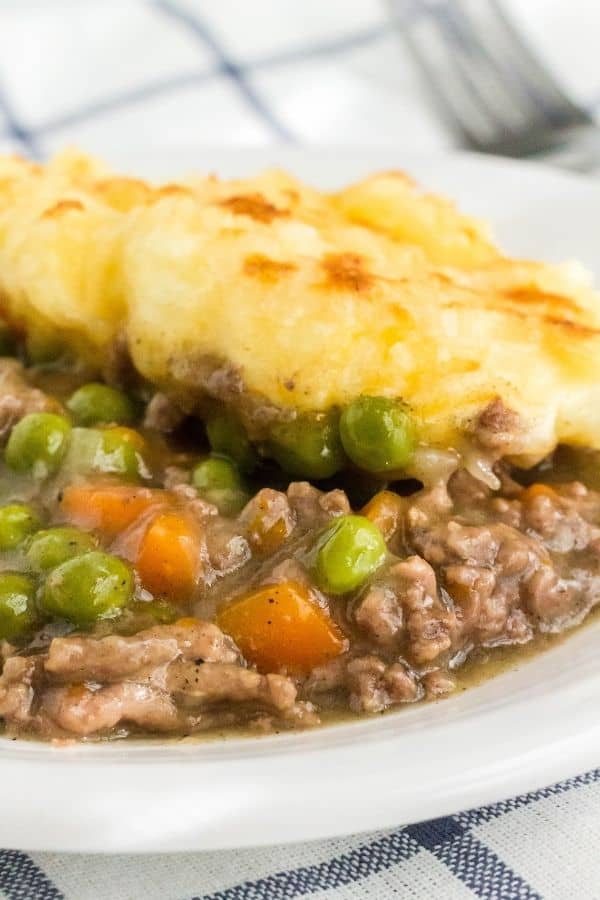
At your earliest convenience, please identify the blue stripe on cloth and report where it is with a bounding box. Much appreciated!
[153,0,294,143]
[433,830,542,900]
[185,767,600,900]
[2,769,597,899]
[188,769,599,900]
[196,828,420,900]
[457,766,600,827]
[0,83,39,159]
[27,67,216,137]
[0,24,391,142]
[407,817,541,899]
[193,812,541,900]
[405,815,466,849]
[246,23,390,70]
[0,850,63,900]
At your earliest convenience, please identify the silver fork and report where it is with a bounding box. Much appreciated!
[388,0,600,171]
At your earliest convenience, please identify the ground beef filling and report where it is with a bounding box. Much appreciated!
[2,467,599,738]
[4,621,312,737]
[0,360,63,439]
[0,370,599,740]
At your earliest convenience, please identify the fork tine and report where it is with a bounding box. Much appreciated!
[436,3,537,134]
[452,0,591,128]
[397,8,502,148]
[395,2,533,148]
[390,0,593,157]
[448,0,551,127]
[486,0,592,126]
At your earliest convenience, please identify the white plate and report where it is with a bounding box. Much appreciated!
[3,149,600,854]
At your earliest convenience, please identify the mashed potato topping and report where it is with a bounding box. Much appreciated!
[0,149,599,465]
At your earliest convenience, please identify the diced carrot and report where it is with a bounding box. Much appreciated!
[135,511,202,601]
[521,483,558,502]
[249,514,291,555]
[217,581,347,675]
[59,482,169,539]
[362,490,404,541]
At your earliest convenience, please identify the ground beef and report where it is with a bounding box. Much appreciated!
[354,555,458,663]
[286,482,351,532]
[5,460,600,736]
[520,487,599,552]
[204,518,251,576]
[422,670,456,698]
[304,653,421,713]
[7,466,600,735]
[0,656,42,724]
[346,656,421,713]
[168,661,298,712]
[1,352,600,740]
[45,621,240,682]
[470,397,522,451]
[354,583,403,646]
[348,472,600,708]
[240,487,296,549]
[165,472,220,520]
[162,466,192,492]
[143,393,186,433]
[41,682,181,735]
[0,640,15,663]
[0,620,310,738]
[0,359,62,440]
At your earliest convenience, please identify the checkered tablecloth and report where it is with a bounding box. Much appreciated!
[2,770,600,899]
[0,1,599,898]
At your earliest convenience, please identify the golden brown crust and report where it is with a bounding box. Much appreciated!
[243,254,298,284]
[219,193,289,223]
[0,149,599,465]
[318,253,375,293]
[40,199,85,219]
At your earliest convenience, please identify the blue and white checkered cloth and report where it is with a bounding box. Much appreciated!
[2,770,600,899]
[1,1,600,897]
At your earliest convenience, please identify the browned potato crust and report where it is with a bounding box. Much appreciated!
[1,150,599,464]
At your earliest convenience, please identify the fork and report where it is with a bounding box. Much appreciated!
[388,0,600,172]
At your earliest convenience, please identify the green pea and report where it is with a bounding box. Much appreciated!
[192,456,241,492]
[64,427,143,481]
[96,429,144,480]
[0,504,42,550]
[41,551,133,625]
[206,413,256,473]
[191,455,248,515]
[67,383,137,427]
[340,396,416,473]
[0,572,38,640]
[26,527,96,572]
[5,412,72,478]
[209,487,251,516]
[128,598,180,626]
[268,411,345,479]
[315,514,387,595]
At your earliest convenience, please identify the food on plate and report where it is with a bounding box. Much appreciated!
[0,151,599,741]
